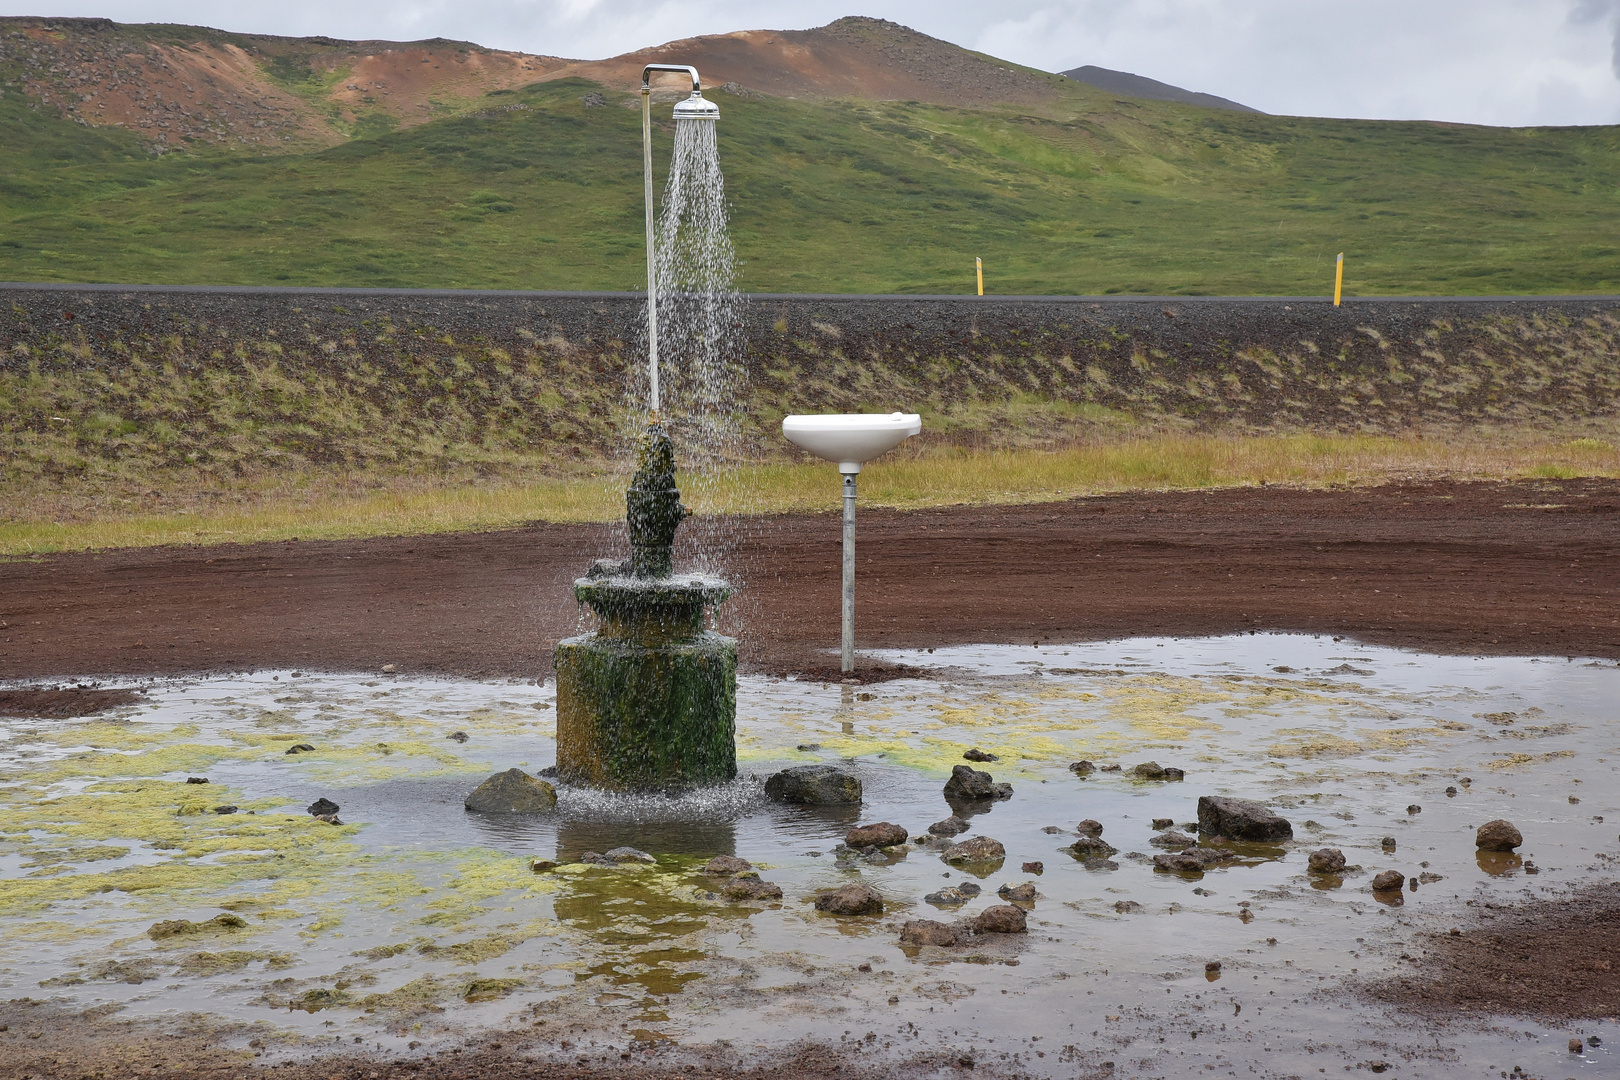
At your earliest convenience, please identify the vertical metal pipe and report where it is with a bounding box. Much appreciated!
[841,470,857,673]
[642,86,660,415]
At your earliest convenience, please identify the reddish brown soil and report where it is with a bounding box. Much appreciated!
[3,478,1617,685]
[1366,883,1620,1020]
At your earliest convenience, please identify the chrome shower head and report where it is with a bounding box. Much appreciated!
[671,90,719,121]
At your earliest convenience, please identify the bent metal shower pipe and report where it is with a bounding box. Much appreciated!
[641,64,718,418]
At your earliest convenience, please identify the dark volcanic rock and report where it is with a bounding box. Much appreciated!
[1151,817,1175,829]
[963,748,999,762]
[943,764,1012,801]
[604,846,655,864]
[307,797,339,817]
[1068,760,1096,776]
[1149,830,1197,848]
[1075,819,1104,836]
[284,743,316,754]
[942,836,1006,865]
[928,815,970,836]
[721,878,783,901]
[846,822,908,848]
[1197,795,1293,841]
[900,919,961,947]
[1371,870,1406,892]
[764,764,862,805]
[701,855,754,876]
[1153,848,1236,873]
[813,883,884,915]
[972,904,1028,934]
[1476,819,1523,852]
[1069,835,1119,858]
[997,882,1037,902]
[1307,848,1347,873]
[464,768,558,813]
[924,887,968,906]
[1131,761,1185,780]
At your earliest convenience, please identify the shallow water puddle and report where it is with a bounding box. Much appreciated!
[2,634,1617,1078]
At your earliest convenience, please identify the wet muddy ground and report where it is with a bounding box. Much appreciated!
[3,478,1620,686]
[2,635,1617,1079]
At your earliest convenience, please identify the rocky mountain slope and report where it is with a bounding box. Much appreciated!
[0,15,1081,154]
[0,16,566,151]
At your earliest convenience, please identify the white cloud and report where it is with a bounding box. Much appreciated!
[8,0,1618,124]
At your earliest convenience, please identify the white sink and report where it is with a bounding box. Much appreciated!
[781,413,921,473]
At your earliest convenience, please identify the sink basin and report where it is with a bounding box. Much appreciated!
[782,413,921,473]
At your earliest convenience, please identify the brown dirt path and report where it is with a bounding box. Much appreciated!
[2,478,1618,684]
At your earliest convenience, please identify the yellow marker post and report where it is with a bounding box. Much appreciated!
[976,257,984,296]
[1333,252,1344,307]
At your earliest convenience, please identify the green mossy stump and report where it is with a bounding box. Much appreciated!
[554,424,738,791]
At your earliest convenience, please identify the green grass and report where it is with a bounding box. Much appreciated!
[4,432,1615,556]
[2,75,1618,294]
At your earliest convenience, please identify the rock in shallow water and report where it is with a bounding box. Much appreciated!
[900,919,961,947]
[764,764,862,805]
[1070,835,1118,858]
[1075,818,1104,836]
[722,878,783,901]
[972,904,1028,934]
[963,748,998,762]
[604,846,656,864]
[701,855,753,876]
[943,764,1013,801]
[1197,795,1293,841]
[1153,848,1235,873]
[307,797,339,817]
[929,815,970,836]
[1308,848,1347,873]
[997,881,1037,902]
[845,822,908,848]
[942,836,1006,865]
[464,768,558,814]
[813,883,884,915]
[1476,819,1523,852]
[1149,830,1196,848]
[1371,870,1406,892]
[1131,761,1185,780]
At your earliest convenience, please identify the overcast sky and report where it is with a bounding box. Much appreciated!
[10,0,1619,126]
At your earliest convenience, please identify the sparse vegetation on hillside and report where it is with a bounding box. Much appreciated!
[1,29,1618,294]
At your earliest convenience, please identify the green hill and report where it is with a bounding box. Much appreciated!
[3,64,1618,294]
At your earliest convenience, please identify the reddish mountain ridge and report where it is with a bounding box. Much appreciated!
[0,16,568,151]
[0,15,1076,153]
[551,17,1071,107]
